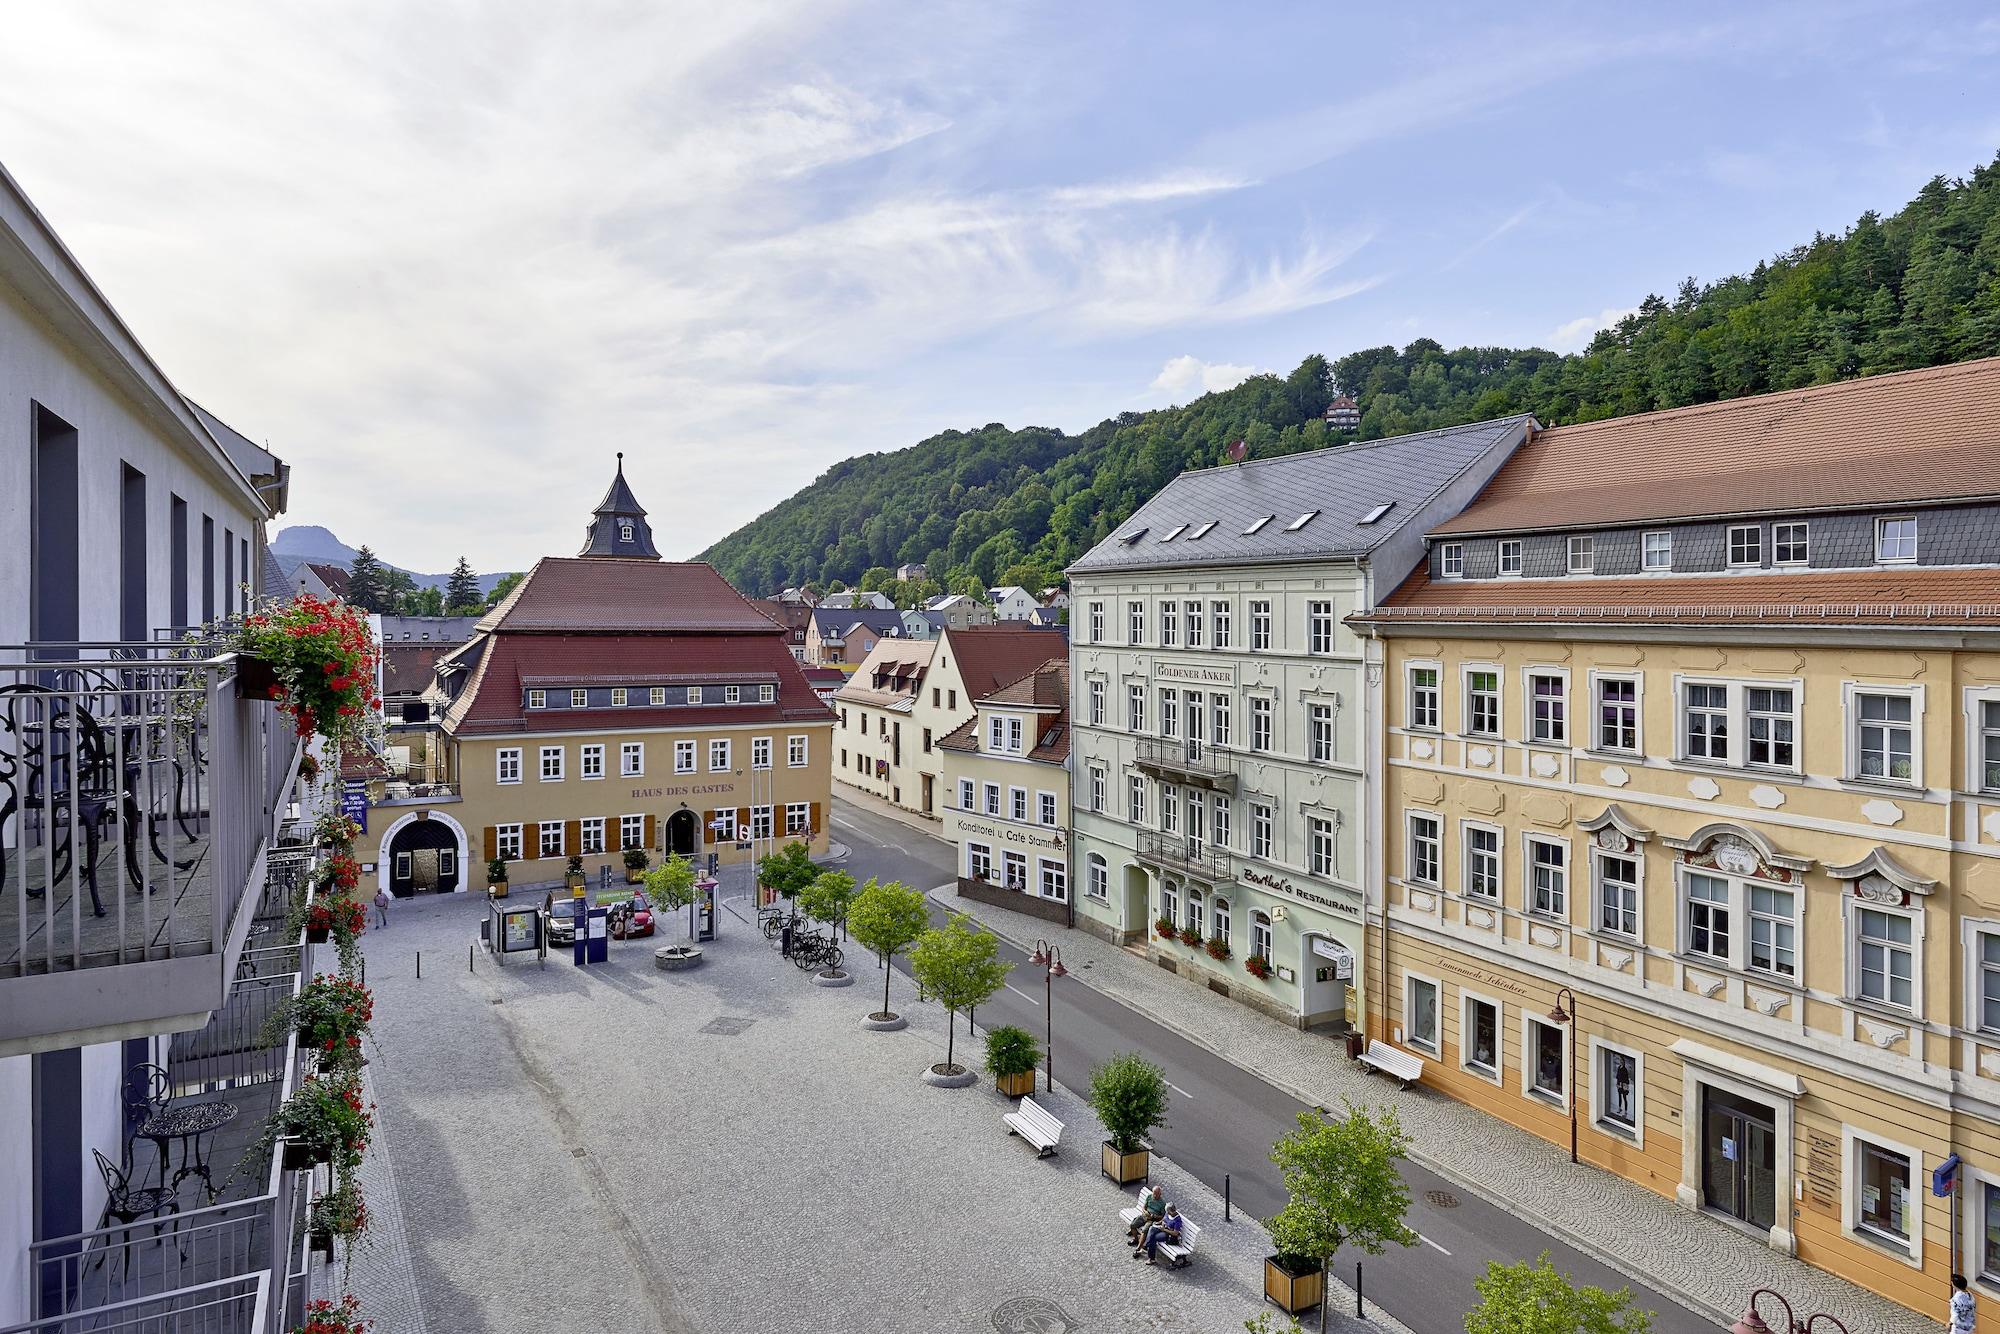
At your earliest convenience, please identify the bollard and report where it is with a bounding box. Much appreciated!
[417,951,422,979]
[1355,1261,1363,1319]
[361,957,366,986]
[469,943,474,972]
[1224,1174,1231,1222]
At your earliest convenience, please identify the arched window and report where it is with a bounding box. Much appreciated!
[1212,896,1231,944]
[1252,910,1272,961]
[1185,887,1205,932]
[1086,853,1108,901]
[618,519,635,543]
[1160,880,1178,925]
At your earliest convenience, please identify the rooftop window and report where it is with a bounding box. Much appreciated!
[1187,521,1217,540]
[1119,528,1148,545]
[1161,524,1189,542]
[1359,502,1395,525]
[1286,511,1319,532]
[1243,515,1273,535]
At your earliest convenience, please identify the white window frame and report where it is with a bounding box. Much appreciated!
[1249,695,1273,752]
[709,739,731,773]
[1184,600,1203,649]
[1848,899,1919,1013]
[1128,684,1146,733]
[1772,521,1809,565]
[1160,601,1177,648]
[1038,857,1067,902]
[1086,853,1109,902]
[985,782,1002,817]
[724,685,741,704]
[1405,812,1440,887]
[1965,689,2000,794]
[1964,1164,2000,1287]
[1309,815,1338,879]
[1590,671,1642,754]
[1211,600,1231,649]
[1461,991,1503,1085]
[1525,834,1568,919]
[1498,540,1523,576]
[1089,765,1105,814]
[1439,544,1465,579]
[1128,600,1145,644]
[496,747,522,785]
[1009,786,1028,823]
[527,689,546,709]
[1523,1012,1568,1108]
[1088,602,1104,643]
[673,740,695,774]
[1003,850,1028,890]
[1525,668,1568,745]
[786,802,810,835]
[1462,821,1502,902]
[760,684,775,703]
[1249,600,1272,651]
[539,745,565,782]
[1463,665,1501,738]
[957,777,975,811]
[1588,1038,1643,1146]
[1250,803,1273,860]
[1127,774,1146,824]
[1407,662,1441,732]
[1307,600,1336,655]
[649,687,666,706]
[539,821,564,859]
[1038,791,1058,827]
[751,805,774,840]
[1308,702,1335,762]
[967,842,992,881]
[752,736,772,771]
[1841,1124,1924,1261]
[580,743,605,780]
[1159,783,1178,835]
[1875,515,1918,564]
[1592,848,1641,940]
[1404,972,1442,1054]
[1251,910,1272,962]
[708,808,735,842]
[1641,530,1672,571]
[686,686,702,705]
[1212,794,1231,850]
[1674,675,1806,774]
[621,814,645,850]
[495,823,523,860]
[1567,535,1594,573]
[1845,682,1922,787]
[1680,868,1732,966]
[1088,678,1106,727]
[788,734,808,768]
[1726,524,1762,567]
[1211,695,1232,749]
[611,687,627,707]
[571,688,588,709]
[580,817,606,856]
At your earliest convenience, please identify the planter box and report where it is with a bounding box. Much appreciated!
[995,1069,1038,1098]
[234,655,280,700]
[1264,1257,1323,1314]
[309,1229,334,1259]
[626,870,645,884]
[1100,1142,1150,1185]
[280,1141,327,1172]
[306,926,330,944]
[489,881,508,899]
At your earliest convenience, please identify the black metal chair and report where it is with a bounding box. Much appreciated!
[89,1149,178,1280]
[124,1063,175,1185]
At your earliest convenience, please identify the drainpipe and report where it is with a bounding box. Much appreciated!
[1362,617,1389,1043]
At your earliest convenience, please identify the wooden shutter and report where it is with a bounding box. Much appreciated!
[705,812,717,845]
[738,807,751,839]
[564,820,580,857]
[643,814,657,851]
[483,826,497,862]
[808,802,821,839]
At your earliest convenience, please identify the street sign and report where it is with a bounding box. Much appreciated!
[340,781,369,832]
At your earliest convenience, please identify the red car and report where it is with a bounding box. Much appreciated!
[609,892,654,939]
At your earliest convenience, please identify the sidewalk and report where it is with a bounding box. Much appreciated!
[935,884,1935,1334]
[828,780,955,848]
[310,1052,430,1333]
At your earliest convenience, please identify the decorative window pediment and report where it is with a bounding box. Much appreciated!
[1662,822,1812,882]
[1824,846,1936,900]
[1578,804,1653,853]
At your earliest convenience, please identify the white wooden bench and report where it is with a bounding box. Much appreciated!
[1003,1096,1064,1157]
[1120,1184,1163,1232]
[1139,1217,1199,1268]
[1357,1039,1424,1089]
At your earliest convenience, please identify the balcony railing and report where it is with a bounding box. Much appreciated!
[0,642,303,1048]
[1132,736,1237,790]
[1137,828,1232,881]
[0,1275,269,1334]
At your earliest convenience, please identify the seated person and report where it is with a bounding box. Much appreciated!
[1134,1204,1183,1264]
[1125,1186,1164,1244]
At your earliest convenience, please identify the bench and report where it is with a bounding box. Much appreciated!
[1003,1096,1064,1157]
[1140,1217,1199,1269]
[1357,1040,1424,1089]
[1120,1184,1163,1231]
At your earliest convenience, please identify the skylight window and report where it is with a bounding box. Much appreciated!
[1120,528,1148,545]
[1161,524,1189,542]
[1286,511,1319,532]
[1187,521,1217,540]
[1359,502,1395,525]
[1244,515,1274,535]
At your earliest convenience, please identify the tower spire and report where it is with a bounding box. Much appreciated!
[578,454,661,559]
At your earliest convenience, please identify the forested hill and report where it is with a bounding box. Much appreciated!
[702,155,2000,599]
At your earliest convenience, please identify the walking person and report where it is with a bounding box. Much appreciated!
[373,887,391,928]
[1952,1274,1976,1332]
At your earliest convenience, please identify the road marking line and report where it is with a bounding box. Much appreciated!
[1003,984,1040,1005]
[1166,1081,1194,1099]
[1419,1232,1450,1256]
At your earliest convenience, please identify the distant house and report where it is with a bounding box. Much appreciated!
[1324,394,1361,431]
[758,598,813,661]
[1027,605,1066,631]
[922,594,996,630]
[819,590,894,611]
[775,586,818,606]
[987,586,1040,621]
[895,563,928,582]
[1040,587,1069,609]
[802,666,847,706]
[298,560,351,600]
[900,608,949,640]
[806,607,906,665]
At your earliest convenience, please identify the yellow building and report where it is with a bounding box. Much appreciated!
[1355,360,2000,1317]
[352,462,833,893]
[938,657,1073,926]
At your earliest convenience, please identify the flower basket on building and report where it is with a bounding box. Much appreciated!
[291,1294,368,1334]
[1245,954,1273,981]
[296,973,373,1071]
[1154,917,1176,940]
[314,812,361,853]
[306,1179,368,1259]
[1205,938,1232,962]
[1177,927,1202,948]
[233,594,380,750]
[273,1073,373,1174]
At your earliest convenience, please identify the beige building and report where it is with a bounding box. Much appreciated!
[1356,361,2000,1318]
[939,658,1072,924]
[352,463,833,894]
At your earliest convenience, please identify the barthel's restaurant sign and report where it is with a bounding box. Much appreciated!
[949,814,1064,852]
[1241,867,1360,918]
[1155,660,1236,687]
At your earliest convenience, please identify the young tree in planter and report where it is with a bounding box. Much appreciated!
[984,1025,1042,1097]
[847,878,929,1022]
[1266,1100,1417,1330]
[643,854,700,940]
[1464,1254,1652,1334]
[796,870,857,961]
[1087,1053,1170,1184]
[757,840,818,900]
[907,914,1011,1076]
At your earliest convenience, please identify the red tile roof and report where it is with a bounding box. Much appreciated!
[938,659,1071,762]
[1362,566,2000,627]
[477,558,783,633]
[1431,356,2000,535]
[305,562,351,596]
[946,627,1069,697]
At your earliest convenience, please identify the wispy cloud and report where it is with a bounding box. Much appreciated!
[1149,355,1265,400]
[1551,306,1640,353]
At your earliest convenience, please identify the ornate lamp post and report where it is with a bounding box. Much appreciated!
[1546,986,1579,1165]
[1728,1288,1850,1333]
[1029,939,1067,1091]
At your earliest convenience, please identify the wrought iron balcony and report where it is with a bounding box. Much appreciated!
[0,642,304,1050]
[1132,736,1237,791]
[1136,829,1233,882]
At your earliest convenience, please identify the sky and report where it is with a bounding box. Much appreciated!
[3,1,1998,573]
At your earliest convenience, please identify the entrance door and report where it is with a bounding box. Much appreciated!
[387,818,460,896]
[921,774,934,815]
[1299,935,1352,1032]
[409,848,440,891]
[668,809,699,857]
[1701,1087,1778,1232]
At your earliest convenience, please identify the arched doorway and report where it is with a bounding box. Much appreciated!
[376,809,469,898]
[666,808,699,858]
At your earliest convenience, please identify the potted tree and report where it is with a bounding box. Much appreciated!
[985,1025,1041,1098]
[487,856,509,898]
[622,848,650,884]
[645,855,703,969]
[848,878,929,1030]
[565,854,587,891]
[908,914,1011,1086]
[1088,1052,1169,1185]
[1263,1101,1417,1323]
[797,870,858,983]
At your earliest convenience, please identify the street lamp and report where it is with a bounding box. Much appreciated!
[1546,987,1579,1165]
[1729,1288,1851,1334]
[1030,939,1067,1091]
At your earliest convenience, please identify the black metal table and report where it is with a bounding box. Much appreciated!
[137,1100,240,1202]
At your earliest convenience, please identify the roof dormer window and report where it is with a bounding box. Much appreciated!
[1243,515,1273,535]
[1286,511,1319,531]
[1187,521,1217,540]
[618,519,635,544]
[1161,524,1188,542]
[1119,528,1147,545]
[1359,502,1395,525]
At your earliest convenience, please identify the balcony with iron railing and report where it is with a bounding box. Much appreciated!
[0,641,305,1051]
[1136,828,1233,882]
[1132,736,1237,791]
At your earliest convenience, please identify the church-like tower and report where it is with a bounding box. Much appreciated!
[577,452,661,559]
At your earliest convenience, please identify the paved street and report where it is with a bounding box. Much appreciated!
[826,793,1720,1334]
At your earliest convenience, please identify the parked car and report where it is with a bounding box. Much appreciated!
[609,893,654,939]
[542,891,583,945]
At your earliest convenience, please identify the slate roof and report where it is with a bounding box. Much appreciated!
[577,454,661,559]
[1068,415,1534,574]
[378,615,482,643]
[1361,565,2000,628]
[1432,357,2000,536]
[475,559,778,634]
[810,607,906,640]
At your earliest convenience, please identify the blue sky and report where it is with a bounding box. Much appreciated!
[3,1,1997,571]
